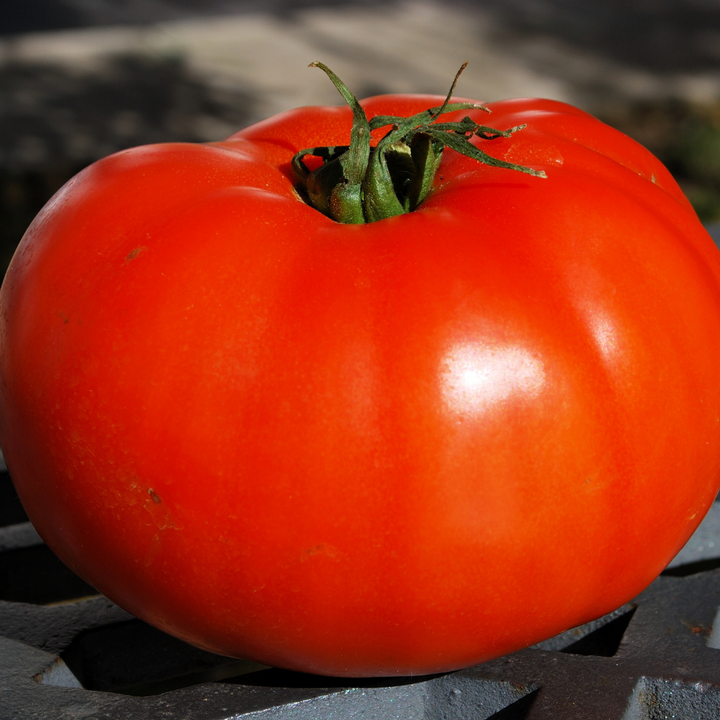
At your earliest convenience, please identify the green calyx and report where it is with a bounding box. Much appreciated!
[292,62,547,225]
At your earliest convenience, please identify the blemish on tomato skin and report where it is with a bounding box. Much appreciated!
[143,487,184,530]
[124,246,148,263]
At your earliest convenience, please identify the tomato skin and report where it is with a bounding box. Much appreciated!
[2,94,720,677]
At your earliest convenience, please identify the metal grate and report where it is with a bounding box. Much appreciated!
[3,465,720,719]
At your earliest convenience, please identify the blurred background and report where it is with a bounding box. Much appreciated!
[2,0,720,273]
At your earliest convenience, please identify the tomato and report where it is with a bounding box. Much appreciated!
[1,88,720,678]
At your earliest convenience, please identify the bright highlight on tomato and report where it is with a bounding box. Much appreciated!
[1,64,720,677]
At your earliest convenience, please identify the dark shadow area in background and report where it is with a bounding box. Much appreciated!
[1,0,84,35]
[0,0,387,36]
[2,0,720,75]
[0,54,256,169]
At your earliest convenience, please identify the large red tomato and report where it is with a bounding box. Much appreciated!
[1,89,720,678]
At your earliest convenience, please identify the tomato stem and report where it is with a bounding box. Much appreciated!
[292,63,546,224]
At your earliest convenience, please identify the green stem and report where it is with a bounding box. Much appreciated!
[292,63,546,224]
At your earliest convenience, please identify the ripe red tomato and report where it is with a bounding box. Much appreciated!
[2,92,720,678]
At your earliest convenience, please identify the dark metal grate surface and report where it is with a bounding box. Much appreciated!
[3,465,720,719]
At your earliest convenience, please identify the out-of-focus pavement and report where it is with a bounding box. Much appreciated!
[2,0,720,163]
[2,3,569,129]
